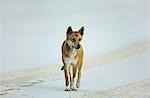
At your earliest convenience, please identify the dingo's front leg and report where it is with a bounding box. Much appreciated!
[64,65,70,91]
[76,70,81,88]
[70,65,77,91]
[76,65,82,89]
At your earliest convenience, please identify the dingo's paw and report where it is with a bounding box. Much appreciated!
[71,87,77,91]
[65,86,71,91]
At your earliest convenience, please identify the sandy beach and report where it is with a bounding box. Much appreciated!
[1,0,149,97]
[0,41,149,98]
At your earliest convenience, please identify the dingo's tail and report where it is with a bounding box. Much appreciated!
[61,66,64,70]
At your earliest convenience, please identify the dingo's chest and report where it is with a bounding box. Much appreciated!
[64,49,78,66]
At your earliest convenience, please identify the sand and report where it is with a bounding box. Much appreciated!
[0,41,149,98]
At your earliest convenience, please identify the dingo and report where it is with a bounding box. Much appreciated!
[61,26,84,91]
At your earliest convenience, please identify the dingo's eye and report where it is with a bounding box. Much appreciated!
[79,39,81,41]
[72,38,75,42]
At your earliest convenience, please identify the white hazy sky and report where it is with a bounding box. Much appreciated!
[0,0,149,72]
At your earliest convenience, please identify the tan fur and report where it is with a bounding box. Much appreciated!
[61,26,84,91]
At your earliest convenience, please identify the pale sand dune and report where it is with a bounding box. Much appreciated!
[0,40,149,98]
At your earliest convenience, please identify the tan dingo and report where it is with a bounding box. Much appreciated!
[61,26,84,91]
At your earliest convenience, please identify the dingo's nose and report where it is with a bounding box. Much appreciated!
[76,44,80,49]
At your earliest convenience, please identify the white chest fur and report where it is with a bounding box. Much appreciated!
[64,49,78,66]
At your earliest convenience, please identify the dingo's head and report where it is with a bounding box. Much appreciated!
[66,26,84,49]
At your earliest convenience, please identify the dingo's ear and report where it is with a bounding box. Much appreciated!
[79,26,84,35]
[66,26,72,35]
